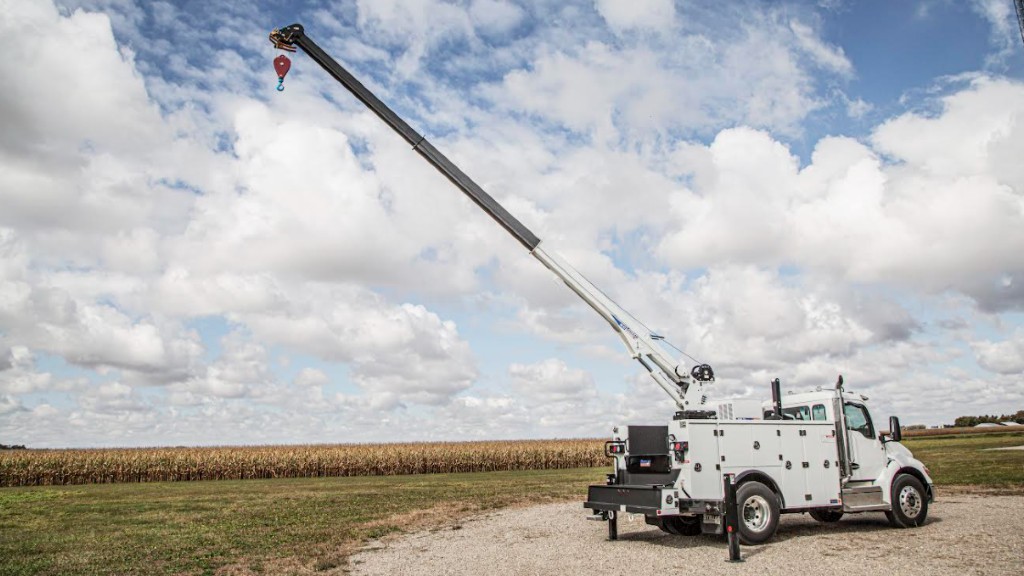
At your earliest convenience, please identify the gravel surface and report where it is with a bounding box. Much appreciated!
[350,494,1023,576]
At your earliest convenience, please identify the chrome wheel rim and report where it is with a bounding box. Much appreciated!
[743,495,771,532]
[899,485,922,518]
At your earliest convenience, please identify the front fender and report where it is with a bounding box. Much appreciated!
[879,442,934,504]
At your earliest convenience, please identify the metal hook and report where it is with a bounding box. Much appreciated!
[276,77,285,92]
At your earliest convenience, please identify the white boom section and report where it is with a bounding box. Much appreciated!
[531,244,705,410]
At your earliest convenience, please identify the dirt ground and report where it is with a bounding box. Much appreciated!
[348,493,1023,576]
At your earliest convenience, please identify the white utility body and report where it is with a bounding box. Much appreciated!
[269,23,935,546]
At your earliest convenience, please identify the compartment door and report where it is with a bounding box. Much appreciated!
[680,422,722,500]
[778,424,807,508]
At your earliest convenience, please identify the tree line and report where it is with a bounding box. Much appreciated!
[953,410,1024,428]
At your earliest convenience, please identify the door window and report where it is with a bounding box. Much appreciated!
[812,404,827,421]
[843,403,874,439]
[782,406,810,420]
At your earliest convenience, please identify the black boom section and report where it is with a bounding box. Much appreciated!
[273,23,541,251]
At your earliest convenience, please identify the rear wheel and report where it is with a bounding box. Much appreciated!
[809,509,844,523]
[736,481,780,544]
[886,474,928,528]
[659,515,702,536]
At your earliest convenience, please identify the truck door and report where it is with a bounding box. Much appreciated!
[843,403,887,482]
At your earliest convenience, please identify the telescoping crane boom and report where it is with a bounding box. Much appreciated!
[268,24,715,411]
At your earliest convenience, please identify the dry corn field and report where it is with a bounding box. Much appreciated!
[2,427,1010,487]
[0,439,606,486]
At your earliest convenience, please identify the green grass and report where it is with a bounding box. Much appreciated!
[0,467,607,576]
[902,430,1024,489]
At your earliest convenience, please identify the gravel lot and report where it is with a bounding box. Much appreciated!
[350,493,1023,576]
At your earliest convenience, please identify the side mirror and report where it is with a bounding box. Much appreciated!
[888,416,902,443]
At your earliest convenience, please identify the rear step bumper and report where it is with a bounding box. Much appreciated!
[584,484,665,514]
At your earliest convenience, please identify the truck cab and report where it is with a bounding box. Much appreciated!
[768,389,934,516]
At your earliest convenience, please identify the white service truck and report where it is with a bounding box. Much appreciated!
[269,23,934,546]
[587,379,933,543]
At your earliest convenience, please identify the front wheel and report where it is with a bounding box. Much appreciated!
[886,474,928,528]
[736,481,780,544]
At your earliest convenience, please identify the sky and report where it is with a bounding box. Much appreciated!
[1,0,1023,448]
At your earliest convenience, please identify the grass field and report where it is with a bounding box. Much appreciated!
[1,431,1021,575]
[902,430,1024,488]
[0,467,607,576]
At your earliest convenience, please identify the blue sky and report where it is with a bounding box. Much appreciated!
[1,0,1023,447]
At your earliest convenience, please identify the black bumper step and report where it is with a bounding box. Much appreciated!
[584,484,664,514]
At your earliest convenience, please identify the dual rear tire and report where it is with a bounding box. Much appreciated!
[653,481,781,543]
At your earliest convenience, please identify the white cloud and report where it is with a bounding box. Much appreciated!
[0,1,161,158]
[0,394,24,415]
[294,367,329,388]
[485,14,842,140]
[470,0,525,36]
[789,19,853,76]
[594,0,676,33]
[656,78,1024,311]
[968,0,1020,62]
[973,330,1024,374]
[233,285,479,405]
[508,358,597,403]
[842,93,873,119]
[354,0,475,77]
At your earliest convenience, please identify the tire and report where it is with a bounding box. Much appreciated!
[809,509,844,523]
[660,515,702,536]
[736,481,780,545]
[657,517,681,535]
[887,474,928,528]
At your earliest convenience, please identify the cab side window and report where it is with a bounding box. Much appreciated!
[843,403,874,439]
[782,406,810,420]
[812,404,827,421]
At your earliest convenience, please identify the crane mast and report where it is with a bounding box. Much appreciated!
[268,24,713,411]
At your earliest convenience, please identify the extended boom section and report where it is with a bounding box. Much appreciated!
[269,23,709,409]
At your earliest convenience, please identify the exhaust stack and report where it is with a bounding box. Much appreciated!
[771,378,783,419]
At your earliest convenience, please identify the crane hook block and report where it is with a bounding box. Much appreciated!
[274,55,291,91]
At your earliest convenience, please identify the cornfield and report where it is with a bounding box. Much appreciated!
[0,439,607,487]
